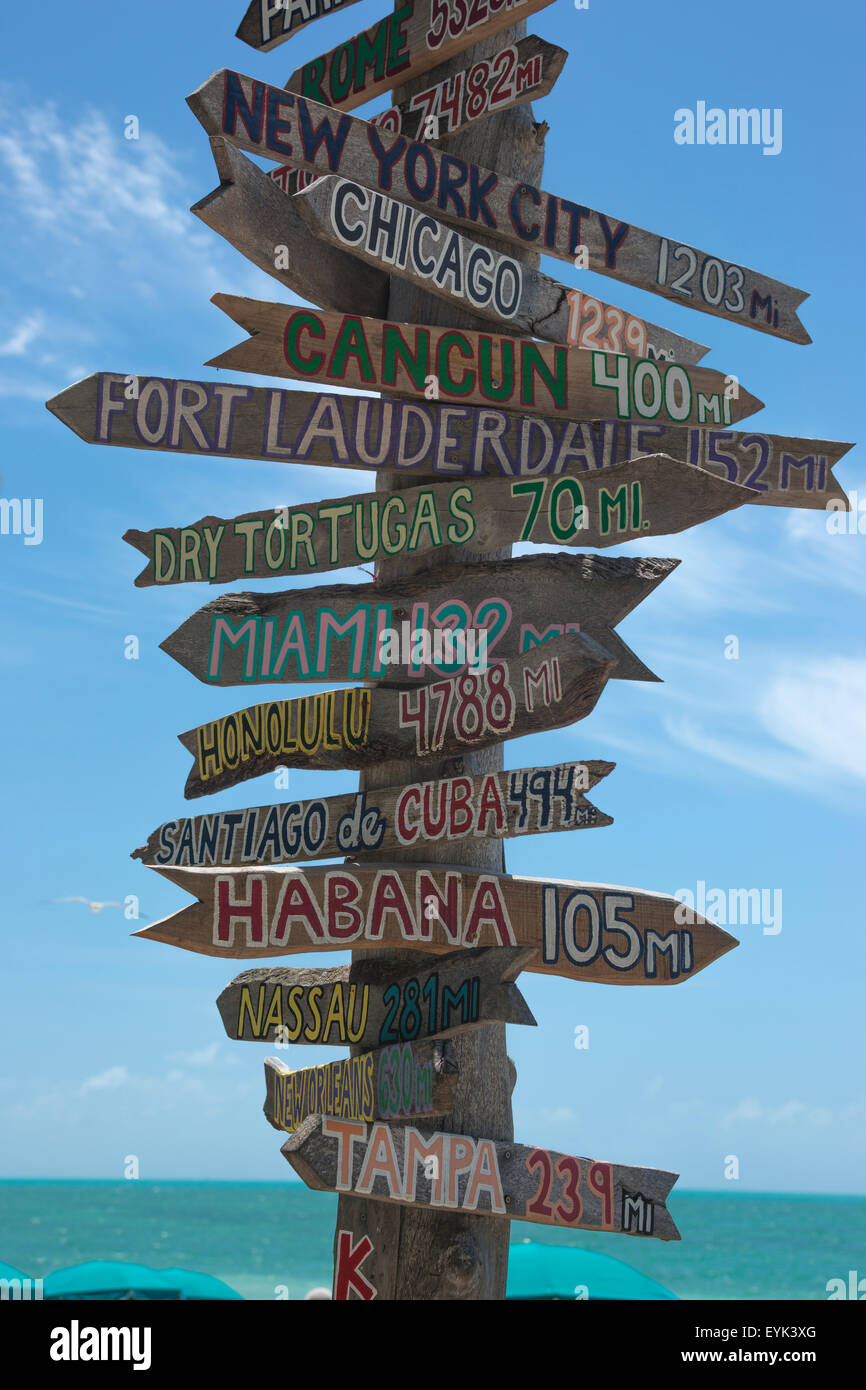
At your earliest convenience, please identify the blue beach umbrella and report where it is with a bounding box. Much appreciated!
[506,1242,678,1300]
[43,1260,242,1301]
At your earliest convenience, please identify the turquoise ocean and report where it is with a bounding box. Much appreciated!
[1,1182,864,1300]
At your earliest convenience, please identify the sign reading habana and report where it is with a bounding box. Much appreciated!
[186,69,811,342]
[137,860,738,987]
[47,373,850,510]
[208,296,758,427]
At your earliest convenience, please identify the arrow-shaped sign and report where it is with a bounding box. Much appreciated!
[48,374,847,509]
[158,553,677,688]
[134,759,614,870]
[283,0,557,110]
[186,69,810,342]
[191,139,389,319]
[137,859,738,984]
[124,459,757,589]
[174,633,616,796]
[283,1115,681,1240]
[371,34,566,144]
[217,947,538,1047]
[236,0,367,50]
[264,1038,458,1132]
[291,177,710,363]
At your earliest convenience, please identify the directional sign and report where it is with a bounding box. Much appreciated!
[283,0,557,111]
[264,1038,458,1132]
[134,759,614,870]
[292,178,709,363]
[48,374,848,509]
[158,553,677,689]
[283,1115,681,1241]
[209,298,755,427]
[371,35,566,143]
[237,0,366,50]
[137,859,738,985]
[187,70,811,342]
[124,458,756,590]
[216,947,538,1047]
[175,634,615,797]
[191,139,388,319]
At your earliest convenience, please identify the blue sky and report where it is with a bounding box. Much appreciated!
[1,0,864,1195]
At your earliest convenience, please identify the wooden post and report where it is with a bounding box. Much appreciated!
[333,15,547,1301]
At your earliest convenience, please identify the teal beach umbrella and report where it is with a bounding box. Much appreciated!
[506,1243,678,1300]
[43,1260,242,1300]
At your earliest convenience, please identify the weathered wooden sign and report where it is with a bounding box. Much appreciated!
[283,0,557,111]
[135,758,613,871]
[137,859,738,985]
[187,70,810,342]
[158,553,676,689]
[370,35,566,143]
[124,459,756,591]
[283,1116,681,1240]
[264,1037,458,1132]
[191,139,388,319]
[175,635,615,796]
[217,946,538,1047]
[48,372,848,509]
[210,299,745,427]
[237,0,366,50]
[293,178,710,363]
[48,372,850,510]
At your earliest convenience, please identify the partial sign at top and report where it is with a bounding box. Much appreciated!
[237,0,366,51]
[186,70,811,342]
[283,0,557,111]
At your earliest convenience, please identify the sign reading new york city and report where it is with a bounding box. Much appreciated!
[175,636,614,796]
[138,861,738,984]
[284,1115,681,1240]
[135,760,613,870]
[187,69,810,341]
[217,947,538,1048]
[159,553,676,689]
[48,374,848,510]
[210,299,749,421]
[125,460,756,591]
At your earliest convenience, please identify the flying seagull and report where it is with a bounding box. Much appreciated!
[49,897,149,919]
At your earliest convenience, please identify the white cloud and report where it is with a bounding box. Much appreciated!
[0,313,45,356]
[721,1096,834,1129]
[166,1041,220,1068]
[78,1065,130,1096]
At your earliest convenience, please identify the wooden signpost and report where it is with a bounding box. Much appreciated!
[135,760,614,870]
[187,69,811,342]
[124,459,758,590]
[175,634,616,796]
[263,1038,459,1131]
[47,371,851,509]
[292,177,710,363]
[283,1115,681,1241]
[158,552,678,689]
[370,35,566,143]
[138,860,738,983]
[282,0,558,110]
[209,299,747,422]
[237,0,367,50]
[191,139,389,319]
[217,947,538,1046]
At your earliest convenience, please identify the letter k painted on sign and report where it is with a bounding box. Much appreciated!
[334,1229,377,1299]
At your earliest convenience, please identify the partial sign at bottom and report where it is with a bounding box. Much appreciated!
[283,1115,680,1241]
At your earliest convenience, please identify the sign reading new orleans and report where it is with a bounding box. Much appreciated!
[293,179,709,363]
[283,0,557,110]
[49,372,851,510]
[264,1038,458,1131]
[138,861,738,985]
[175,635,615,796]
[210,299,747,422]
[124,459,756,590]
[186,69,810,341]
[283,1116,681,1241]
[217,947,537,1048]
[135,759,614,870]
[159,553,677,689]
